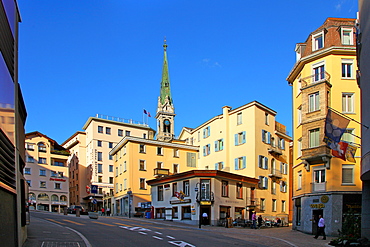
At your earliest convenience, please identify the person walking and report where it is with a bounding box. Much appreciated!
[107,207,111,216]
[314,215,326,240]
[257,215,263,229]
[251,212,257,229]
[101,207,105,216]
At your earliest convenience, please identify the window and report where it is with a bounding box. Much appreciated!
[278,138,285,150]
[280,180,287,193]
[140,178,146,189]
[109,142,113,148]
[98,126,103,133]
[115,183,118,193]
[262,130,271,144]
[109,177,113,183]
[298,138,302,157]
[236,183,243,199]
[140,144,146,153]
[341,28,353,45]
[38,143,46,152]
[265,113,269,125]
[55,183,61,189]
[38,157,46,164]
[120,184,122,191]
[200,179,211,201]
[143,133,147,139]
[342,93,354,113]
[172,183,177,196]
[234,156,246,170]
[222,180,228,197]
[26,180,31,187]
[97,152,103,161]
[97,140,102,147]
[157,147,163,155]
[173,164,179,174]
[342,165,354,184]
[341,129,354,143]
[115,167,118,177]
[260,198,266,211]
[118,129,123,137]
[139,160,146,171]
[272,199,277,212]
[297,106,302,125]
[282,200,286,212]
[313,64,325,82]
[203,144,211,156]
[124,178,127,190]
[179,181,188,197]
[98,176,103,183]
[271,181,276,195]
[26,155,34,163]
[98,164,103,173]
[235,131,246,145]
[109,165,113,172]
[308,92,320,112]
[53,161,64,167]
[26,143,34,150]
[258,155,268,169]
[40,181,46,188]
[312,31,324,51]
[51,171,57,177]
[203,126,210,138]
[124,161,127,172]
[39,169,46,176]
[215,139,224,152]
[157,162,163,168]
[298,171,302,190]
[237,112,242,125]
[106,127,111,135]
[119,164,122,174]
[309,128,320,148]
[314,169,326,183]
[259,176,268,189]
[25,168,31,175]
[186,153,196,167]
[342,60,353,78]
[158,186,164,201]
[125,130,131,136]
[215,162,224,170]
[109,154,113,160]
[173,149,179,157]
[280,162,288,175]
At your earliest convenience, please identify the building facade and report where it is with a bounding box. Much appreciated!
[62,114,155,211]
[25,132,70,212]
[287,18,361,236]
[179,101,292,220]
[147,170,259,226]
[0,0,28,246]
[358,0,370,239]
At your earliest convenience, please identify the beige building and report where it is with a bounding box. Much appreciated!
[287,18,361,236]
[179,101,292,220]
[62,115,155,211]
[25,132,70,213]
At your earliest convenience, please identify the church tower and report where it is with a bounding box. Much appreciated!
[155,39,175,141]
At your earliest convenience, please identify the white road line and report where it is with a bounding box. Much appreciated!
[139,232,147,235]
[167,235,175,239]
[155,231,162,235]
[153,236,163,240]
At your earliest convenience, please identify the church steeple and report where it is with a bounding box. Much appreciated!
[156,39,175,142]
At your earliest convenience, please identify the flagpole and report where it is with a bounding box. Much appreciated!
[329,107,369,129]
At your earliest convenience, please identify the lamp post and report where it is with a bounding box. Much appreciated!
[195,183,201,229]
[127,189,132,218]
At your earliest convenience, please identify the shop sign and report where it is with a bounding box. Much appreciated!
[170,199,191,204]
[310,203,325,209]
[50,178,66,182]
[200,201,212,205]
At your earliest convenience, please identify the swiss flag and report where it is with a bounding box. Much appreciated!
[331,141,348,161]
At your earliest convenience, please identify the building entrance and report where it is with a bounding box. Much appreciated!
[312,209,323,235]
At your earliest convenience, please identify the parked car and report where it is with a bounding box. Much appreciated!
[67,205,86,214]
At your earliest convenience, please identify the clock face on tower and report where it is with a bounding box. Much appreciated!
[164,119,170,126]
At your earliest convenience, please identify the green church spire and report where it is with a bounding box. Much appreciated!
[160,38,172,106]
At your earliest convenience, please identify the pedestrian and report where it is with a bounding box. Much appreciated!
[107,207,111,216]
[202,212,208,225]
[101,207,105,216]
[314,215,326,240]
[251,212,257,229]
[257,215,263,229]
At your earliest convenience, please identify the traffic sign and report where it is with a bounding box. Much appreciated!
[92,199,97,204]
[91,185,98,194]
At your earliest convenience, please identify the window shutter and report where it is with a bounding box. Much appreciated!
[342,168,353,183]
[267,132,271,144]
[208,126,211,136]
[242,156,246,169]
[280,162,283,173]
[215,163,219,170]
[264,177,268,189]
[258,176,263,189]
[258,155,262,168]
[242,131,246,144]
[262,130,265,143]
[203,146,206,156]
[282,139,285,149]
[215,141,219,152]
[221,162,224,169]
[264,157,268,169]
[203,129,206,138]
[235,158,239,170]
[235,134,238,145]
[220,139,224,150]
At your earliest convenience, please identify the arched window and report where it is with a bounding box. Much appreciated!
[28,192,36,201]
[38,193,49,201]
[60,195,67,202]
[51,194,59,202]
[271,158,276,173]
[38,142,46,152]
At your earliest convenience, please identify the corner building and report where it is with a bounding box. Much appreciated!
[287,18,361,236]
[179,101,292,222]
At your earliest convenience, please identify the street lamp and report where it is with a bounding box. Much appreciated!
[195,183,202,229]
[127,189,132,218]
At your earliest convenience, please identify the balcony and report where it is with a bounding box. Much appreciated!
[154,168,170,177]
[311,182,326,192]
[196,191,214,203]
[301,145,331,166]
[300,71,331,88]
[246,197,259,207]
[51,150,70,156]
[268,169,282,179]
[268,146,283,156]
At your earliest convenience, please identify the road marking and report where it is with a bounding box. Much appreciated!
[92,221,115,227]
[155,232,162,235]
[153,236,163,240]
[46,218,66,225]
[138,232,148,235]
[168,241,196,247]
[63,220,84,226]
[167,235,175,239]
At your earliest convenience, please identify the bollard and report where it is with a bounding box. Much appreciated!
[76,208,80,217]
[64,207,67,215]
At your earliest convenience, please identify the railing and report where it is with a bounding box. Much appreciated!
[51,150,70,156]
[269,169,282,178]
[300,71,331,88]
[154,168,170,176]
[275,122,289,136]
[268,146,283,155]
[196,192,214,202]
[311,182,326,192]
[246,197,259,206]
[96,114,148,127]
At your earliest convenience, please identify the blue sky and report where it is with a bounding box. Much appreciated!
[19,0,358,144]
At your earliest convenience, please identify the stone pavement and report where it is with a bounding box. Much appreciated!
[23,211,334,247]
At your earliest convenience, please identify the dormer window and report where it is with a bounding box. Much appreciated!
[341,28,353,45]
[312,31,324,51]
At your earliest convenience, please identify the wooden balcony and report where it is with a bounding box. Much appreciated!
[154,168,170,176]
[246,197,259,207]
[268,146,283,156]
[268,169,282,179]
[301,145,331,165]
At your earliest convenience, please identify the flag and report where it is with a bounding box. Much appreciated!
[144,109,147,114]
[331,141,348,161]
[86,185,91,194]
[345,144,357,163]
[148,112,151,117]
[323,109,350,150]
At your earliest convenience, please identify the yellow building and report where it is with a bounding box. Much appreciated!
[25,132,70,212]
[287,18,361,236]
[62,115,155,211]
[179,101,291,221]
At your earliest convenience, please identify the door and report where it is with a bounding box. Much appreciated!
[312,209,323,235]
[201,206,211,225]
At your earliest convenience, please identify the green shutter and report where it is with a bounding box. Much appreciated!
[234,158,239,170]
[242,131,246,144]
[215,141,219,152]
[235,134,238,146]
[242,156,246,169]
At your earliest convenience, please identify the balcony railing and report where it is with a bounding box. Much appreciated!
[154,168,170,176]
[268,169,282,179]
[268,146,283,156]
[301,145,331,165]
[51,150,70,156]
[196,192,214,202]
[96,114,148,127]
[311,182,326,192]
[246,197,259,206]
[300,71,331,88]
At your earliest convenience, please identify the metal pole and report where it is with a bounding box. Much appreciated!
[199,203,201,228]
